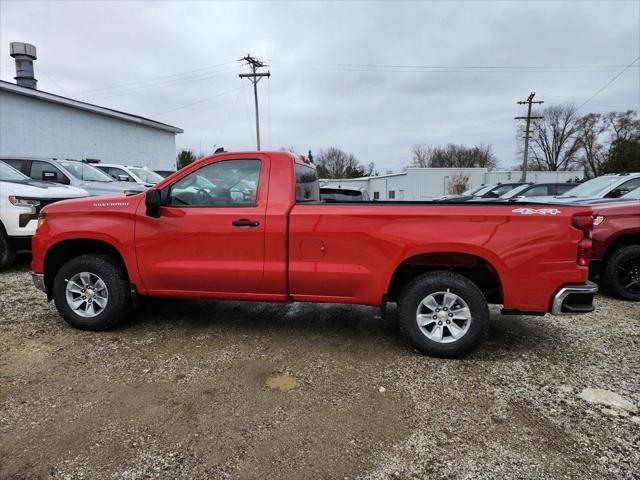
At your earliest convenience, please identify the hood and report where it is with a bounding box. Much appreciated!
[42,192,144,215]
[0,180,88,198]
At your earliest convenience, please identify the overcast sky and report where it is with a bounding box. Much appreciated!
[1,0,639,172]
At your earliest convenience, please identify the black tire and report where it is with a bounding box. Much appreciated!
[603,245,640,301]
[398,271,489,358]
[53,254,131,330]
[0,230,16,271]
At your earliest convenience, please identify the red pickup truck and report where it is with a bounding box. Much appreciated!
[589,200,640,301]
[31,151,598,357]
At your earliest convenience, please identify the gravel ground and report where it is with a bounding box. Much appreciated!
[1,255,639,480]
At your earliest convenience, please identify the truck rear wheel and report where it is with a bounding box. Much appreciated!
[0,230,16,271]
[398,271,489,357]
[603,245,640,301]
[53,254,130,330]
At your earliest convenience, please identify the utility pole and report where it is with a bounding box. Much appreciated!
[239,54,270,150]
[515,93,544,181]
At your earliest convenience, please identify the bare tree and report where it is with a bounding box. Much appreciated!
[576,113,608,177]
[529,104,581,171]
[605,110,640,143]
[410,143,431,167]
[316,147,371,178]
[409,143,497,170]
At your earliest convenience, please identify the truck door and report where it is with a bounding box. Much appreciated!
[134,156,268,294]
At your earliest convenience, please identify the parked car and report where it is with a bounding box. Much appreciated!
[31,151,598,358]
[95,163,163,187]
[434,184,487,201]
[0,161,88,270]
[438,183,526,202]
[1,157,146,196]
[533,173,640,203]
[154,170,176,178]
[589,199,640,301]
[500,182,578,199]
[320,187,369,201]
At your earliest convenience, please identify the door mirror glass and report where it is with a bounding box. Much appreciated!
[145,189,161,218]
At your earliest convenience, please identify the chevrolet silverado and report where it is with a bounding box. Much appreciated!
[31,151,598,357]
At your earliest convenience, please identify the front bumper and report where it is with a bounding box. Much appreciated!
[31,272,46,293]
[551,281,598,315]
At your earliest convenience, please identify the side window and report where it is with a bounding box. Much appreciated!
[295,164,320,202]
[373,191,380,200]
[554,184,574,195]
[30,161,68,183]
[388,190,395,200]
[108,167,132,182]
[522,185,549,197]
[169,159,260,206]
[3,159,25,173]
[619,178,640,193]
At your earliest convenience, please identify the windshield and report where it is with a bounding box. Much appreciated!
[473,184,496,196]
[0,161,29,181]
[461,185,486,196]
[501,184,531,199]
[129,167,163,184]
[59,161,113,182]
[559,176,620,198]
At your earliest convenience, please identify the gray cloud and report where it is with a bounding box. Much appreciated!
[1,0,638,172]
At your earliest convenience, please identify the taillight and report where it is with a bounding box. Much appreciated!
[573,215,593,266]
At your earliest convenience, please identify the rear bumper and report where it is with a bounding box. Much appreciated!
[551,281,598,315]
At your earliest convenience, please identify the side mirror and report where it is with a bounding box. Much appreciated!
[42,171,57,181]
[145,189,161,218]
[117,175,131,182]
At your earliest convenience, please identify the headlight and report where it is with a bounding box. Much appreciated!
[8,196,40,208]
[593,215,605,226]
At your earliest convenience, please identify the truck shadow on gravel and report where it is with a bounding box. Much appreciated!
[117,297,574,360]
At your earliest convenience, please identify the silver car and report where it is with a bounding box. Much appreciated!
[1,157,146,196]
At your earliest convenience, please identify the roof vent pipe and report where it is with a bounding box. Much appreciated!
[10,42,37,89]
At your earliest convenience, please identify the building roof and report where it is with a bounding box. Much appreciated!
[0,80,183,134]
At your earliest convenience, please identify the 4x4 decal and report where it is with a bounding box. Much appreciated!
[512,207,561,215]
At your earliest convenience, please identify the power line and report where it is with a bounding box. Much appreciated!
[271,60,639,73]
[152,87,242,116]
[213,86,244,147]
[239,54,271,150]
[575,56,640,111]
[82,65,240,101]
[75,60,236,95]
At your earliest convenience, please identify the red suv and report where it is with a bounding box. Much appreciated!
[590,200,640,301]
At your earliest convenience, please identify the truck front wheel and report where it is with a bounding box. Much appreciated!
[53,254,131,330]
[398,271,489,357]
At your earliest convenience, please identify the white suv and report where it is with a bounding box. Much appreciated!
[0,161,88,270]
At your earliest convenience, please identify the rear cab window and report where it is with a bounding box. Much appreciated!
[295,163,320,202]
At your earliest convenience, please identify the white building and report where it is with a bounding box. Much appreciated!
[321,168,583,200]
[0,43,182,170]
